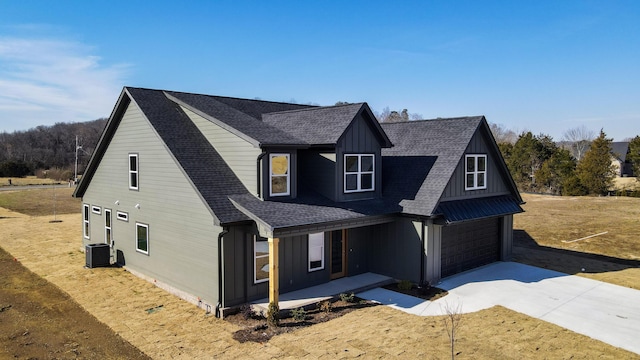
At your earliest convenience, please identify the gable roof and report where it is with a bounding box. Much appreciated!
[611,142,630,162]
[74,87,252,225]
[263,103,392,147]
[381,116,522,217]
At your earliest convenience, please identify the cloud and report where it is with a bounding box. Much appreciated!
[0,36,129,131]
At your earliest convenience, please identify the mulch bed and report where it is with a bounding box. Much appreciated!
[226,297,377,343]
[227,283,448,343]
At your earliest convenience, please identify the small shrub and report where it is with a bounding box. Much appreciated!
[317,300,333,314]
[398,280,413,291]
[339,292,355,303]
[290,307,307,321]
[266,302,279,327]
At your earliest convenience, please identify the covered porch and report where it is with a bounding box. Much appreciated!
[251,272,393,313]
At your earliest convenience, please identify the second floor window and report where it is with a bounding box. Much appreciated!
[129,154,138,190]
[465,154,487,190]
[270,154,290,196]
[344,154,374,193]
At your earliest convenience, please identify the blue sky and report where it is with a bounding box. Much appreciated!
[1,1,638,141]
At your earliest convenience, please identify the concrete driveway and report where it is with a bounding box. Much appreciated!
[358,262,640,355]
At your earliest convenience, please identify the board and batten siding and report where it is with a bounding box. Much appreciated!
[298,151,337,201]
[181,105,260,194]
[441,128,510,200]
[367,219,422,282]
[82,100,222,306]
[336,115,383,201]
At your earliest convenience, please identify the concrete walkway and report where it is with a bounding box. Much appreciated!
[359,262,640,355]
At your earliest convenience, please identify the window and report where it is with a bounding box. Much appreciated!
[344,154,375,193]
[104,209,112,245]
[91,205,101,215]
[269,154,290,196]
[465,154,487,190]
[253,235,269,284]
[308,232,324,271]
[116,211,129,222]
[83,204,90,239]
[129,153,139,190]
[136,223,149,254]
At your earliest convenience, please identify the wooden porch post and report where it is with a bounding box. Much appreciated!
[268,237,279,304]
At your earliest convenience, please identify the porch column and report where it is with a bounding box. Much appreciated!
[268,237,280,304]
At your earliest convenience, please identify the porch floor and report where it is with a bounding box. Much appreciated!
[251,272,393,313]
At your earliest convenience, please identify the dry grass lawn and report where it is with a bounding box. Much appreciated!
[0,190,639,358]
[0,176,65,187]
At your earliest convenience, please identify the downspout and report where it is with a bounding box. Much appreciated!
[256,151,267,198]
[420,220,425,286]
[215,226,229,318]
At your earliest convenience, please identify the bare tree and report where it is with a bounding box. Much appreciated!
[489,123,517,144]
[442,301,464,359]
[563,125,595,161]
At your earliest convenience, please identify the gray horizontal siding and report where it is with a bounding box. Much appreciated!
[181,105,260,194]
[82,101,221,305]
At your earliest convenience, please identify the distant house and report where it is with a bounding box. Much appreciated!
[73,87,523,316]
[611,142,634,177]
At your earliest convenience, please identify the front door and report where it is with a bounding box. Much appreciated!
[330,229,347,279]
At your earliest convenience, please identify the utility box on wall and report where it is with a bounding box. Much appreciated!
[85,243,110,268]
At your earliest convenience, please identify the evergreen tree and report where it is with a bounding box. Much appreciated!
[628,135,640,178]
[575,129,615,195]
[536,147,576,194]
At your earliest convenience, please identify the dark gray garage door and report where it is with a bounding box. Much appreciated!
[441,218,500,278]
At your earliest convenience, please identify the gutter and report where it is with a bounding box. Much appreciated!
[256,151,267,198]
[420,220,425,286]
[215,227,229,318]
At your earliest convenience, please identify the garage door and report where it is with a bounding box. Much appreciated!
[441,218,501,278]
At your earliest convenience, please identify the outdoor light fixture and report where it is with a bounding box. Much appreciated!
[135,204,140,209]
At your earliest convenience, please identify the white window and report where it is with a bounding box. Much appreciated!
[344,154,375,193]
[91,205,101,215]
[129,153,139,190]
[269,153,290,196]
[83,204,90,239]
[465,154,487,190]
[136,223,149,255]
[308,232,324,272]
[253,235,269,284]
[104,209,112,245]
[116,211,129,222]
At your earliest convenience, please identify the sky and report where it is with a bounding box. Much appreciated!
[0,1,639,141]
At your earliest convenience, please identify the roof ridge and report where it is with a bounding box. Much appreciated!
[380,116,484,125]
[263,102,365,116]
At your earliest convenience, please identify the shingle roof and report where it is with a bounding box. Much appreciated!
[125,88,252,224]
[165,91,313,146]
[263,103,366,145]
[381,117,484,216]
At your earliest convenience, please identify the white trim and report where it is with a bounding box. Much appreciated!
[83,204,90,239]
[344,154,375,193]
[129,153,139,190]
[308,232,325,272]
[116,211,129,222]
[91,205,102,215]
[253,235,269,284]
[135,223,149,255]
[465,154,487,190]
[269,153,290,197]
[104,209,112,246]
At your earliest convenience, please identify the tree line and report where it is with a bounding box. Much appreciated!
[493,124,640,196]
[0,119,107,180]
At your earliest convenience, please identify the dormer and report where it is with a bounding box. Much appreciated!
[264,103,392,202]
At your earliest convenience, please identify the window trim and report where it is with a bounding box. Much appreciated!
[129,153,139,190]
[344,154,375,193]
[253,235,269,284]
[104,209,112,246]
[308,232,325,272]
[135,223,149,255]
[83,204,90,239]
[269,153,290,197]
[465,154,488,191]
[116,211,129,222]
[91,205,101,215]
